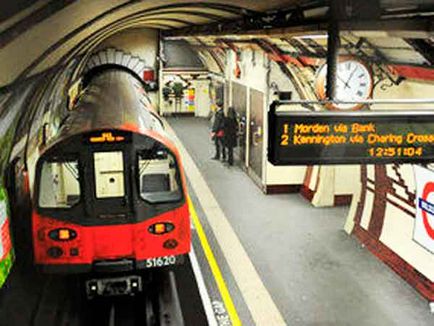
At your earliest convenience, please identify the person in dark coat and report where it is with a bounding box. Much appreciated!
[211,101,226,160]
[223,107,238,166]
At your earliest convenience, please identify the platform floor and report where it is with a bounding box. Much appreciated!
[168,116,433,326]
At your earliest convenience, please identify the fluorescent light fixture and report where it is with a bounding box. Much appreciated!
[293,34,328,40]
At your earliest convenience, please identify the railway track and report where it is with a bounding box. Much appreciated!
[28,270,184,326]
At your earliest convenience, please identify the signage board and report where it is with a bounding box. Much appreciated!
[268,106,434,165]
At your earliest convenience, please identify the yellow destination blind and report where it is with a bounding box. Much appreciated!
[84,129,132,144]
[268,109,434,165]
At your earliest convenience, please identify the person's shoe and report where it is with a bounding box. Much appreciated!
[211,156,219,160]
[221,157,227,162]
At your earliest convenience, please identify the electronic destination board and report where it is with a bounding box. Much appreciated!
[268,106,434,165]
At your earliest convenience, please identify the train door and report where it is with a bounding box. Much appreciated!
[231,81,247,167]
[248,88,264,183]
[90,149,132,219]
[90,148,134,258]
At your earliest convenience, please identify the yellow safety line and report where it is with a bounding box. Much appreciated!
[187,197,242,326]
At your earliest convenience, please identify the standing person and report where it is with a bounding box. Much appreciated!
[223,107,238,166]
[211,101,226,161]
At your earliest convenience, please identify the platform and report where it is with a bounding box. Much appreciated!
[168,116,434,326]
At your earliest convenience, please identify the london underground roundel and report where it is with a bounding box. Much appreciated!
[413,165,434,253]
[420,182,434,240]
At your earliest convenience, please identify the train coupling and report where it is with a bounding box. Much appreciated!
[86,275,142,299]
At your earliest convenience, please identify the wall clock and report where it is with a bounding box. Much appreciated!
[315,57,373,110]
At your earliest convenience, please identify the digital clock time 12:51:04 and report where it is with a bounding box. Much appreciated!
[368,147,423,158]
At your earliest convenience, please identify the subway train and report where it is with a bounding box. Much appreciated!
[10,68,191,296]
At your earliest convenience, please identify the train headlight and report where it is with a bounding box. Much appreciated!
[148,223,174,235]
[49,228,77,241]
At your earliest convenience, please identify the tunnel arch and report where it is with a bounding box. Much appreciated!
[83,47,152,83]
[81,64,146,89]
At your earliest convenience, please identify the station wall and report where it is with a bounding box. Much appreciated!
[372,79,434,110]
[345,163,434,301]
[344,77,434,301]
[197,50,223,75]
[214,42,434,301]
[224,48,308,191]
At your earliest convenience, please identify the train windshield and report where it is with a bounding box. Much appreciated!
[138,149,182,203]
[38,160,80,208]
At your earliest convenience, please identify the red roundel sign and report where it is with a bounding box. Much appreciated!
[414,165,434,252]
[420,182,434,240]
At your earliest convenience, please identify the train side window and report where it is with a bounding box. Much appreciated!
[39,160,80,208]
[94,151,125,198]
[138,150,182,203]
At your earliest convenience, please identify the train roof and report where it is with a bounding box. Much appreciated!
[56,69,165,142]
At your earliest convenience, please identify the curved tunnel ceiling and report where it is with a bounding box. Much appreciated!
[0,0,303,89]
[0,0,433,91]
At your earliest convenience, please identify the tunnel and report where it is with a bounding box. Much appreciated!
[0,1,434,325]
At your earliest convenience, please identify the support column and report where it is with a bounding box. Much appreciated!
[325,5,340,100]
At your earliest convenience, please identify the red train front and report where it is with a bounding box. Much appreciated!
[30,69,190,294]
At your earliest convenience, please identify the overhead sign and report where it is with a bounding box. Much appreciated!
[268,106,434,165]
[413,165,434,253]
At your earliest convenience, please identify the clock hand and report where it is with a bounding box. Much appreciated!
[337,75,347,85]
[345,67,358,88]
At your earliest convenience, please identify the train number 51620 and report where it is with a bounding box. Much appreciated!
[145,256,177,268]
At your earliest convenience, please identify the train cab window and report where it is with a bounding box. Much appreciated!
[39,160,80,208]
[138,150,182,203]
[94,151,125,198]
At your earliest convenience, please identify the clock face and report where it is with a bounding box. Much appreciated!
[316,58,373,110]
